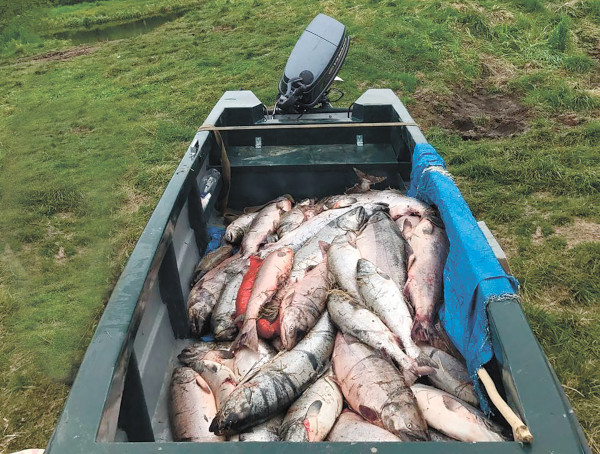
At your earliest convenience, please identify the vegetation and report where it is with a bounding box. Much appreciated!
[0,0,598,451]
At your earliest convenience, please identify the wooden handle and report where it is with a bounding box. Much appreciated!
[477,368,534,443]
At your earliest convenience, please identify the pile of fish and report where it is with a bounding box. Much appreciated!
[171,172,509,443]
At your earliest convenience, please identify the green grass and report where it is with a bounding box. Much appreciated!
[0,0,599,451]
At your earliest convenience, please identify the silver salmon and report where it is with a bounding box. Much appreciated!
[332,333,428,441]
[239,414,283,441]
[290,206,366,282]
[241,198,292,255]
[356,258,432,367]
[327,233,362,300]
[210,312,336,435]
[280,374,343,442]
[233,340,277,380]
[178,345,235,372]
[399,215,449,342]
[420,344,479,407]
[211,271,244,341]
[327,291,432,384]
[326,410,403,442]
[187,270,228,337]
[411,384,506,442]
[182,359,238,411]
[225,212,258,244]
[278,206,306,237]
[169,367,224,442]
[192,244,234,285]
[356,211,408,291]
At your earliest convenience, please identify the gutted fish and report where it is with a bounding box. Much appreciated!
[232,247,294,352]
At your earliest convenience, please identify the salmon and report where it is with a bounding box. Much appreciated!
[184,360,238,411]
[210,312,336,435]
[399,215,449,343]
[419,344,479,407]
[241,198,292,255]
[279,255,331,350]
[278,206,307,237]
[327,232,362,300]
[178,345,235,372]
[326,410,403,442]
[225,212,258,244]
[356,258,433,368]
[332,333,428,441]
[280,374,343,441]
[211,271,244,340]
[192,244,234,285]
[327,290,433,384]
[356,211,408,291]
[233,340,277,379]
[169,367,224,442]
[239,414,283,441]
[232,248,294,352]
[289,206,366,282]
[411,384,506,442]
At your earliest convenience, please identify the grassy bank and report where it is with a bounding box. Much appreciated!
[0,0,599,451]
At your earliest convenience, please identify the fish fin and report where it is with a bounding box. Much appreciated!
[305,400,323,422]
[358,405,379,422]
[442,394,464,412]
[407,253,416,270]
[400,217,414,240]
[231,319,259,352]
[345,231,358,248]
[353,168,387,189]
[318,241,331,256]
[195,374,212,393]
[327,374,341,387]
[416,351,438,369]
[411,316,440,344]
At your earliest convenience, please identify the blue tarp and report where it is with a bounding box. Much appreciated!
[408,143,519,412]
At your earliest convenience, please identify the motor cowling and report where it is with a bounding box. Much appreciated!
[276,14,350,114]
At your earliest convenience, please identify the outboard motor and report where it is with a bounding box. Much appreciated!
[276,14,350,114]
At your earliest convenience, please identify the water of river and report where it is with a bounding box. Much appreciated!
[54,12,183,45]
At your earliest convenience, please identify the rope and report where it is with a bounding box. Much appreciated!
[197,121,418,133]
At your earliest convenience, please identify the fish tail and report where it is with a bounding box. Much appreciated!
[411,315,437,343]
[231,319,259,352]
[405,360,435,385]
[415,351,438,369]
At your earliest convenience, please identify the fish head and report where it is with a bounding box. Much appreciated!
[280,317,307,350]
[362,202,389,217]
[366,209,390,224]
[225,226,245,244]
[209,387,254,435]
[171,367,197,385]
[336,206,367,232]
[381,402,429,441]
[276,198,293,212]
[356,258,378,278]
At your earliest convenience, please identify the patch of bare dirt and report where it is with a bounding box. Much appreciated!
[555,218,600,249]
[412,86,531,140]
[20,45,98,63]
